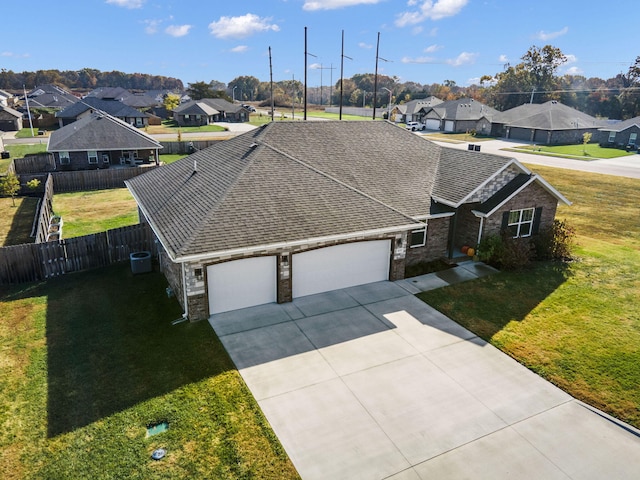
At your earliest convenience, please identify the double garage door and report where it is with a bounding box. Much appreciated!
[207,240,391,314]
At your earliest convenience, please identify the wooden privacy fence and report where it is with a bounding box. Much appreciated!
[49,166,157,192]
[159,140,221,155]
[0,223,157,285]
[34,174,55,243]
[13,154,56,174]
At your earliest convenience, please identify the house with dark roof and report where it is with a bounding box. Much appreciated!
[48,111,162,170]
[126,121,569,320]
[597,116,640,149]
[23,84,78,110]
[492,101,606,144]
[0,106,23,131]
[420,97,499,134]
[56,97,151,127]
[173,98,248,125]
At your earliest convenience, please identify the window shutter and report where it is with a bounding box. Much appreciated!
[532,207,543,234]
[501,211,510,230]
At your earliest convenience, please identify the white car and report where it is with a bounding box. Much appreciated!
[406,121,426,131]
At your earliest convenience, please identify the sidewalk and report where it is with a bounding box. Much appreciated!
[395,260,499,294]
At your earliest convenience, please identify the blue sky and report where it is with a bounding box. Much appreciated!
[2,0,638,89]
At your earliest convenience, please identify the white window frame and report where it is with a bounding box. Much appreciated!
[409,223,427,248]
[87,150,98,164]
[507,208,535,238]
[629,133,637,146]
[608,131,616,143]
[59,151,70,165]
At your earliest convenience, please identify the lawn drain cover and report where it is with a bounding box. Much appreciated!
[151,448,166,460]
[146,421,169,437]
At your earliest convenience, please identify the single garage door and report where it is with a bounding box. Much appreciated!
[444,120,455,132]
[425,119,440,130]
[292,240,391,298]
[207,256,277,314]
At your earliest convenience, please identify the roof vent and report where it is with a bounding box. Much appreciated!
[249,143,258,149]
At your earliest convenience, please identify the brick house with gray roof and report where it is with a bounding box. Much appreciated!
[48,111,162,170]
[597,116,640,149]
[173,98,248,125]
[56,97,151,127]
[126,121,569,320]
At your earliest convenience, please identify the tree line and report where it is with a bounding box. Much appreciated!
[0,68,184,92]
[4,45,640,120]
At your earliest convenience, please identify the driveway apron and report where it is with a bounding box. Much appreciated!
[209,280,640,480]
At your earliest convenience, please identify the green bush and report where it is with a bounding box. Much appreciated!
[477,233,534,271]
[533,219,576,261]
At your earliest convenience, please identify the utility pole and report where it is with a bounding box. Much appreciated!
[269,46,274,122]
[304,27,317,120]
[372,32,389,120]
[339,30,352,120]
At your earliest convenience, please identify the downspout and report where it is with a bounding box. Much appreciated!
[476,216,485,247]
[181,262,189,320]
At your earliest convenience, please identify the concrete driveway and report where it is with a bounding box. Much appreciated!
[209,281,640,479]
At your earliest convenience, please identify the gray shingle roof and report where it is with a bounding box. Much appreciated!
[598,116,640,132]
[428,97,499,121]
[56,97,150,119]
[174,98,243,115]
[127,121,533,260]
[494,101,605,130]
[47,111,162,152]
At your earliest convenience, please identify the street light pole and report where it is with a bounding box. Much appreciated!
[382,87,392,119]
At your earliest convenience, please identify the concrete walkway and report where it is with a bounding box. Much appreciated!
[209,263,640,480]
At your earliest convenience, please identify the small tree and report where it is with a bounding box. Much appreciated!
[582,132,592,155]
[0,173,21,206]
[163,93,181,112]
[26,178,41,190]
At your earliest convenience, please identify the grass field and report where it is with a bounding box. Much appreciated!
[52,189,139,238]
[418,165,640,428]
[510,143,635,160]
[144,121,227,135]
[159,154,189,165]
[0,263,300,480]
[0,196,39,246]
[1,144,48,173]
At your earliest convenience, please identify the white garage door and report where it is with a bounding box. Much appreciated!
[426,119,440,130]
[207,256,277,314]
[293,240,391,298]
[444,120,455,132]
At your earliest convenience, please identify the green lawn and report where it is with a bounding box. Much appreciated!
[145,120,227,135]
[159,154,189,165]
[509,143,635,160]
[52,189,139,238]
[1,144,49,173]
[0,196,39,246]
[418,165,640,428]
[0,263,299,480]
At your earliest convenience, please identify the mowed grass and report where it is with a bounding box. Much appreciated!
[513,143,634,160]
[144,121,227,135]
[0,196,39,246]
[0,263,300,480]
[1,144,48,173]
[52,188,139,237]
[418,166,640,428]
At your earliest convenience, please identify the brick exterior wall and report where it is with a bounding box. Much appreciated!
[454,204,482,249]
[481,181,558,239]
[405,216,451,266]
[159,248,184,310]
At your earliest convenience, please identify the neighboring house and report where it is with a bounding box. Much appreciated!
[48,111,162,170]
[56,97,151,127]
[421,97,499,134]
[23,84,78,110]
[391,96,443,123]
[492,100,605,144]
[87,86,132,102]
[0,106,23,131]
[173,98,248,125]
[87,87,160,110]
[597,116,640,148]
[0,89,15,107]
[126,121,569,320]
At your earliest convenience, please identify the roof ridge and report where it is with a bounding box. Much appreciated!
[259,136,418,223]
[94,110,162,146]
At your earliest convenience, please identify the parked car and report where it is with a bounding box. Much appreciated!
[406,121,426,131]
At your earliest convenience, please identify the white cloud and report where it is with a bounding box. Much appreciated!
[1,51,29,58]
[446,51,477,66]
[565,54,577,64]
[231,45,249,53]
[412,26,423,35]
[303,0,382,11]
[359,42,373,49]
[424,44,442,53]
[535,26,568,41]
[564,66,583,75]
[165,24,192,37]
[499,54,508,63]
[105,0,144,9]
[395,0,468,27]
[209,14,280,39]
[401,56,436,64]
[143,19,161,34]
